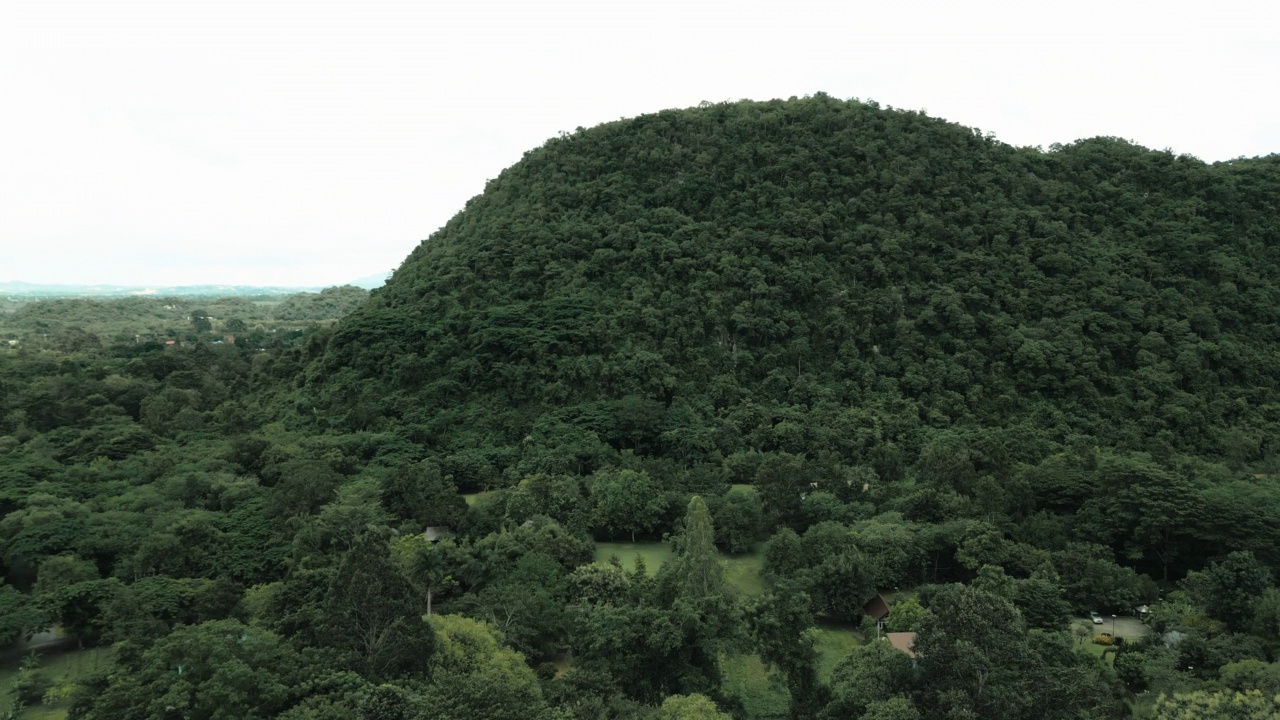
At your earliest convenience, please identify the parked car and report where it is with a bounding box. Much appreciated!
[1089,611,1104,624]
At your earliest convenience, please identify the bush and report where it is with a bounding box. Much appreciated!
[10,668,53,706]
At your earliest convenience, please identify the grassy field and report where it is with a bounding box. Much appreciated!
[0,647,110,719]
[461,490,500,507]
[720,652,789,720]
[723,549,765,596]
[813,622,862,681]
[593,541,767,597]
[719,622,862,718]
[593,541,674,573]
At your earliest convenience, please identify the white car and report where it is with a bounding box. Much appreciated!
[1089,611,1104,625]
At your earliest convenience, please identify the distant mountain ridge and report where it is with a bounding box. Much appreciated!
[347,272,391,290]
[0,280,323,298]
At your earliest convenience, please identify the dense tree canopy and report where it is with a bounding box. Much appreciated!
[1,96,1278,719]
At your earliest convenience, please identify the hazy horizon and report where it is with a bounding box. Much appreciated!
[3,0,1277,287]
[0,273,388,291]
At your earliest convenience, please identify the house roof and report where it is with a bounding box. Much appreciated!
[863,593,892,620]
[886,632,917,658]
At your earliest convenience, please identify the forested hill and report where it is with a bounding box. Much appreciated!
[311,96,1280,485]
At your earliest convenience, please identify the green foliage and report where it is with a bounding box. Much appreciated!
[0,583,43,646]
[884,595,926,632]
[1153,689,1280,719]
[272,286,369,323]
[1182,551,1274,630]
[421,614,548,720]
[707,487,763,554]
[1219,659,1280,697]
[820,639,915,720]
[322,533,435,681]
[588,467,666,541]
[662,496,725,603]
[656,693,733,720]
[377,460,467,528]
[913,583,1121,719]
[76,619,323,720]
[5,96,1280,718]
[747,580,827,718]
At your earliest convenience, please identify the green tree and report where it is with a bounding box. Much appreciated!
[323,533,435,681]
[40,578,118,646]
[709,487,763,554]
[914,584,1119,720]
[664,496,725,603]
[1252,588,1280,657]
[78,619,313,720]
[1182,551,1274,630]
[420,614,549,720]
[657,694,733,720]
[884,595,926,632]
[860,697,921,720]
[1012,576,1070,631]
[0,582,42,646]
[394,535,465,617]
[754,453,808,527]
[267,455,344,518]
[378,461,466,528]
[748,580,827,719]
[820,639,916,720]
[589,468,665,541]
[762,527,805,581]
[1218,659,1280,696]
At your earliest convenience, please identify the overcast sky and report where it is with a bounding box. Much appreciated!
[2,0,1277,288]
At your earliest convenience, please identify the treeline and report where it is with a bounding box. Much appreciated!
[1,285,368,346]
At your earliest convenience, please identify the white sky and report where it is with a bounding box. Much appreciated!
[2,0,1277,287]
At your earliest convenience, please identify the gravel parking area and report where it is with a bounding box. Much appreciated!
[1073,616,1150,640]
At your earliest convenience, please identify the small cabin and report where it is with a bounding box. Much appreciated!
[863,593,893,630]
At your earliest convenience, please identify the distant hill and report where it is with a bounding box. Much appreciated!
[0,280,319,298]
[347,272,392,290]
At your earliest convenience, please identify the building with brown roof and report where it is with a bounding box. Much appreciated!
[885,631,917,658]
[863,593,893,628]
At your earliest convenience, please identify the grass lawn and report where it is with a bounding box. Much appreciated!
[462,490,500,507]
[1076,636,1119,667]
[0,647,110,719]
[813,621,863,682]
[723,549,765,596]
[721,652,789,720]
[593,541,674,574]
[593,541,767,596]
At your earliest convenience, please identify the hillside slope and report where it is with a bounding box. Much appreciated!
[309,95,1280,493]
